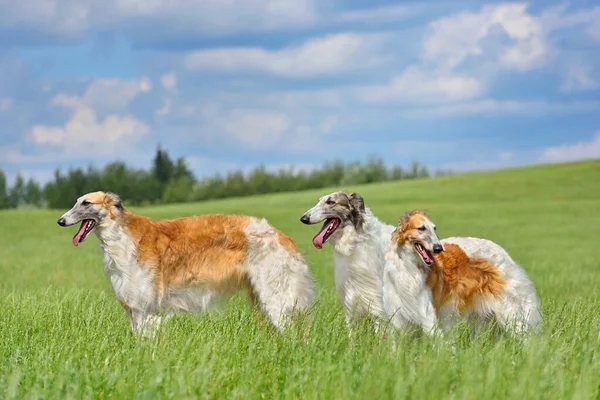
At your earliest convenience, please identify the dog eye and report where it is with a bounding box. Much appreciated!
[433,226,437,231]
[417,226,426,231]
[326,199,335,205]
[82,200,91,206]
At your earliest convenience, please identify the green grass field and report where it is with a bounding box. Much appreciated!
[1,160,599,399]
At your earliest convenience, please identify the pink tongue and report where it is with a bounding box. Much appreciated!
[420,247,433,263]
[312,221,333,250]
[312,230,327,250]
[72,221,90,247]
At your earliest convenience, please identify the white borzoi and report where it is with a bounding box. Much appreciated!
[300,191,394,328]
[58,191,315,336]
[383,210,543,337]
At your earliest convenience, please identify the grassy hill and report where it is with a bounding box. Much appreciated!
[0,160,599,398]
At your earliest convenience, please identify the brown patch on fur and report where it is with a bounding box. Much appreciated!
[124,213,252,297]
[391,210,431,245]
[277,230,302,257]
[86,191,123,219]
[322,191,366,230]
[427,244,507,314]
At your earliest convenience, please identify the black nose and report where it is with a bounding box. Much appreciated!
[300,215,310,224]
[57,218,66,227]
[433,244,443,254]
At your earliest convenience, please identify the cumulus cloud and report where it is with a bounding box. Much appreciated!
[222,110,290,150]
[423,3,549,72]
[192,101,339,153]
[22,77,151,160]
[29,105,149,156]
[359,67,484,103]
[51,77,151,113]
[561,62,599,92]
[185,32,389,77]
[0,0,318,43]
[336,4,414,24]
[541,133,600,162]
[401,99,599,118]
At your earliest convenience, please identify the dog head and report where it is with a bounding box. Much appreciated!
[392,210,443,266]
[57,191,124,246]
[300,191,366,249]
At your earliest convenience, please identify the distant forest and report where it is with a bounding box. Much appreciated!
[0,147,449,209]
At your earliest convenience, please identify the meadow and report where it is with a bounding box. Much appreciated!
[0,160,599,399]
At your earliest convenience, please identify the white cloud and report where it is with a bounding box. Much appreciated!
[51,77,152,114]
[541,5,600,32]
[192,101,339,152]
[185,32,389,77]
[401,99,599,118]
[24,78,151,159]
[499,151,514,161]
[161,72,177,92]
[541,132,600,162]
[29,104,149,156]
[0,0,318,40]
[0,0,92,37]
[222,110,290,150]
[561,62,599,92]
[424,3,549,72]
[0,97,12,111]
[360,67,484,103]
[336,5,414,24]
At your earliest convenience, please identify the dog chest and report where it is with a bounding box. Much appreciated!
[101,249,157,311]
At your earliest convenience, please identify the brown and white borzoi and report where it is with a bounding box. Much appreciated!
[383,210,542,337]
[58,191,315,335]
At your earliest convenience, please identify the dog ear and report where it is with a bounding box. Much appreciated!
[399,212,411,232]
[105,192,124,211]
[348,192,365,212]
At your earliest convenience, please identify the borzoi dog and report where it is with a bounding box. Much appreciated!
[300,191,394,328]
[383,210,542,337]
[57,191,315,336]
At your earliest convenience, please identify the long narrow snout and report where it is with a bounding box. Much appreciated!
[56,210,81,227]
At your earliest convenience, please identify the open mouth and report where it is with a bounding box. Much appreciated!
[312,218,341,249]
[415,242,435,266]
[73,219,96,247]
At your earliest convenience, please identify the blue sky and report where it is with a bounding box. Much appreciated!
[0,0,599,184]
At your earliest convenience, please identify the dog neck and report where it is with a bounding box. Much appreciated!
[329,208,393,257]
[395,242,431,278]
[94,210,140,262]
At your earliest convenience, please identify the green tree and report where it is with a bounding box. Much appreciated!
[172,157,195,183]
[8,174,26,208]
[152,145,174,185]
[163,178,193,204]
[0,170,9,209]
[24,178,42,206]
[391,166,404,181]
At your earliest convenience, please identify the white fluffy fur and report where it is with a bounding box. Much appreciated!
[383,235,543,337]
[244,218,315,328]
[315,207,395,326]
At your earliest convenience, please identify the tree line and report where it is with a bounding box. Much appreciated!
[0,147,449,210]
